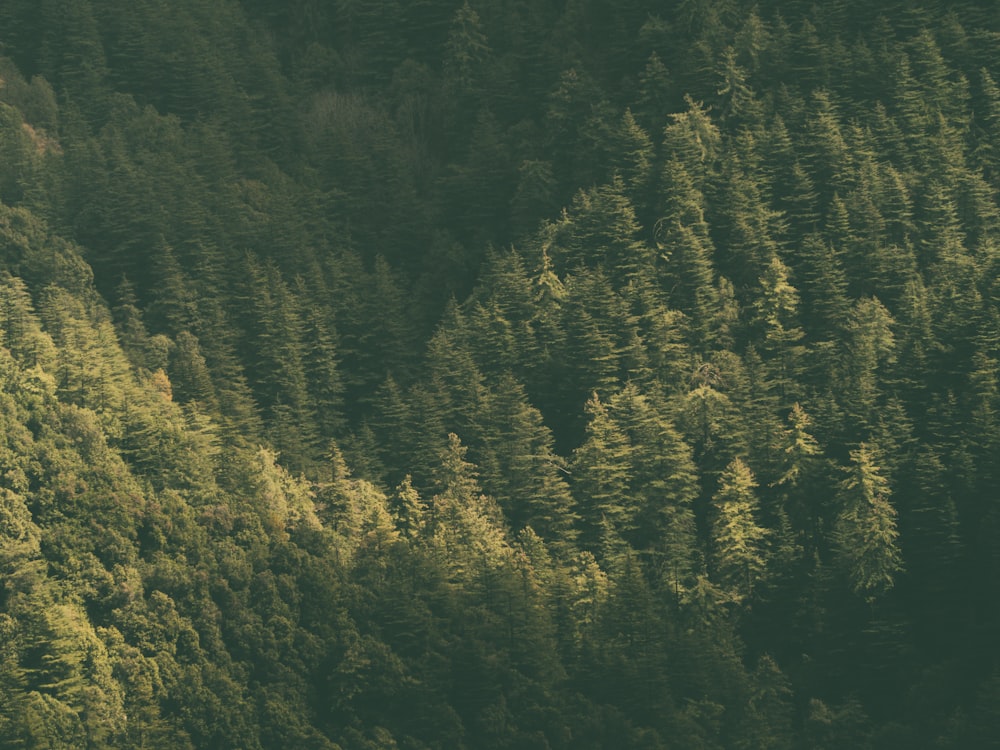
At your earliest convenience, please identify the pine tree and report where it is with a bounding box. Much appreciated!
[442,0,491,105]
[0,487,45,608]
[544,66,614,194]
[589,548,671,728]
[558,177,654,282]
[712,150,784,288]
[737,654,795,750]
[834,444,903,602]
[899,445,963,634]
[627,282,691,390]
[774,403,826,552]
[297,297,345,442]
[0,273,57,371]
[609,108,654,206]
[710,457,769,599]
[659,222,719,350]
[841,297,896,432]
[371,374,419,484]
[776,403,822,490]
[636,52,673,129]
[660,96,721,192]
[803,90,852,203]
[794,234,850,341]
[608,383,700,583]
[973,68,1000,183]
[478,374,578,545]
[388,475,425,540]
[170,331,220,412]
[510,159,558,240]
[753,254,806,404]
[428,432,511,602]
[441,107,514,248]
[715,46,762,128]
[424,301,488,440]
[907,29,967,123]
[571,392,633,552]
[239,254,320,469]
[558,271,624,415]
[681,360,746,469]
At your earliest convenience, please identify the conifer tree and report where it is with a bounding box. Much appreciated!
[478,374,578,544]
[681,358,748,470]
[834,444,903,602]
[716,46,762,128]
[558,177,654,282]
[710,457,769,599]
[571,392,633,552]
[0,273,57,371]
[842,297,896,430]
[900,445,963,629]
[558,271,624,415]
[660,222,720,349]
[443,0,491,104]
[607,383,699,567]
[737,654,795,750]
[712,148,784,287]
[794,234,850,341]
[428,433,511,605]
[803,90,852,202]
[754,254,806,404]
[661,96,721,192]
[636,52,672,129]
[388,475,425,540]
[776,403,822,492]
[510,159,558,240]
[974,68,1000,183]
[239,255,320,468]
[424,301,488,440]
[609,108,654,206]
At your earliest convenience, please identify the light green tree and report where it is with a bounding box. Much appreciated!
[710,457,769,599]
[835,443,903,601]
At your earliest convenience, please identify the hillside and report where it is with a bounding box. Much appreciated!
[0,1,999,747]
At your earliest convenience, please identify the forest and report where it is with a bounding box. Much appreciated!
[0,0,998,747]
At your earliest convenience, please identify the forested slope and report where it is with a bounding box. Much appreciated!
[0,0,999,747]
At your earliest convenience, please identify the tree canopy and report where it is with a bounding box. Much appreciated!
[0,0,998,746]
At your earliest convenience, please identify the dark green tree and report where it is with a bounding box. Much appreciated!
[571,392,633,552]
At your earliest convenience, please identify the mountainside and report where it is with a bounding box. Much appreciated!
[0,1,999,747]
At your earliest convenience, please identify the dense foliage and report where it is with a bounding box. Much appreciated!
[0,0,999,746]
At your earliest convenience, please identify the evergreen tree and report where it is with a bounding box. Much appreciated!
[841,297,897,432]
[659,222,720,350]
[834,443,903,602]
[661,96,721,192]
[571,392,633,552]
[443,0,492,105]
[753,254,806,404]
[636,52,673,129]
[609,108,654,207]
[710,457,769,599]
[0,3,996,745]
[794,233,851,341]
[480,375,579,544]
[775,403,824,537]
[510,159,558,240]
[557,177,655,282]
[606,383,699,574]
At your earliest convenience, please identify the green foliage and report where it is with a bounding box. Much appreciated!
[571,393,633,551]
[710,457,769,599]
[835,444,903,601]
[0,1,996,746]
